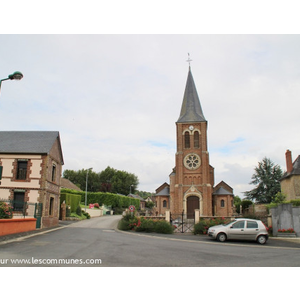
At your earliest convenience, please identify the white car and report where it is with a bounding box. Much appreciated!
[207,218,269,244]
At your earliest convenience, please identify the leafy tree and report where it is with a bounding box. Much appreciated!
[63,169,101,192]
[272,192,286,204]
[233,195,242,213]
[136,191,153,199]
[63,166,139,195]
[244,157,283,203]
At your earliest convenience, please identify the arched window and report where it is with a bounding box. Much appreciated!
[194,131,199,148]
[163,200,167,208]
[221,199,225,208]
[184,132,190,148]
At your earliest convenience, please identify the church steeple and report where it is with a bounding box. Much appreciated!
[177,68,206,123]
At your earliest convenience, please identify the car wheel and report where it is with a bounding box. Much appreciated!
[257,235,267,245]
[217,232,227,242]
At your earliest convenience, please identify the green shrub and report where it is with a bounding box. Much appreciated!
[118,213,138,231]
[291,199,300,207]
[193,218,229,235]
[241,200,253,212]
[76,205,82,216]
[118,215,174,234]
[135,218,155,232]
[82,210,91,219]
[193,221,207,235]
[118,218,131,231]
[154,220,174,234]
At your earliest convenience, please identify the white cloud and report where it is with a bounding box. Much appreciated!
[1,34,300,197]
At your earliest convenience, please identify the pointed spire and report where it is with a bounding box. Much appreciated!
[177,67,206,123]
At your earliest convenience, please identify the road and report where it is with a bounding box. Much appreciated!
[1,215,300,267]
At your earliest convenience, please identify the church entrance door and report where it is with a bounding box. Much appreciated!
[187,196,199,219]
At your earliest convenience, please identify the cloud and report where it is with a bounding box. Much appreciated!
[1,34,300,197]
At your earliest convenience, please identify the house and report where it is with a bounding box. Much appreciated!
[127,193,145,210]
[0,131,64,228]
[154,182,170,216]
[212,181,234,216]
[280,149,300,201]
[60,177,82,191]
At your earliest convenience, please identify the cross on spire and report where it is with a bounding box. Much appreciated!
[186,53,192,69]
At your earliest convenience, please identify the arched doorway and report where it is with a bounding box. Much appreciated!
[187,196,199,219]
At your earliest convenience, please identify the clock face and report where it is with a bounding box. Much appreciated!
[189,125,194,130]
[183,153,201,170]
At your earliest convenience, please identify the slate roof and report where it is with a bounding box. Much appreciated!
[177,68,206,123]
[213,186,234,195]
[0,131,63,163]
[60,178,82,191]
[156,186,170,196]
[281,155,300,179]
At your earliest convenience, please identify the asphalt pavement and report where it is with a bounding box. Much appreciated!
[1,219,300,249]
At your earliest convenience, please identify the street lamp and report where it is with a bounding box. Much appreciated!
[85,168,93,212]
[0,71,23,96]
[130,184,134,194]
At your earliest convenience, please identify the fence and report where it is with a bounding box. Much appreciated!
[0,199,39,219]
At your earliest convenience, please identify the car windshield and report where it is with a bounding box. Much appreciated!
[223,220,237,227]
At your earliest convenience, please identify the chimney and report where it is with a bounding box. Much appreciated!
[286,150,293,173]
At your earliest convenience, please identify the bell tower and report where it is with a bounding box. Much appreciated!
[169,65,214,217]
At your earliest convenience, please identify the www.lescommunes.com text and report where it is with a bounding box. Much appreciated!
[1,257,102,265]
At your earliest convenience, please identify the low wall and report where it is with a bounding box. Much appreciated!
[84,208,103,218]
[0,218,37,236]
[270,203,300,237]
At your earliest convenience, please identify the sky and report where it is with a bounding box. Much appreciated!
[1,34,300,198]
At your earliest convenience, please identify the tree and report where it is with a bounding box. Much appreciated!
[244,157,283,203]
[63,166,139,195]
[233,195,242,213]
[63,169,101,192]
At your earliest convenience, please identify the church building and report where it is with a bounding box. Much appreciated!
[154,65,234,218]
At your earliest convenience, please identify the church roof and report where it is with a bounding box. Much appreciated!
[213,186,233,196]
[177,68,206,123]
[155,186,170,196]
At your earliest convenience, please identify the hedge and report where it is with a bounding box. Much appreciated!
[60,193,81,213]
[60,188,140,209]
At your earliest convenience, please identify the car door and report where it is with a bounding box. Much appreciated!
[244,220,259,240]
[227,220,245,240]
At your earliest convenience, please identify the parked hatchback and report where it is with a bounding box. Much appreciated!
[207,218,268,244]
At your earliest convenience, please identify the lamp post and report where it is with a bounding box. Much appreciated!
[130,184,134,194]
[0,71,23,96]
[85,168,93,211]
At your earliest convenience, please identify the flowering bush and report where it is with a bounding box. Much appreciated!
[278,228,295,233]
[193,217,229,235]
[118,214,174,234]
[267,226,273,235]
[0,202,13,219]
